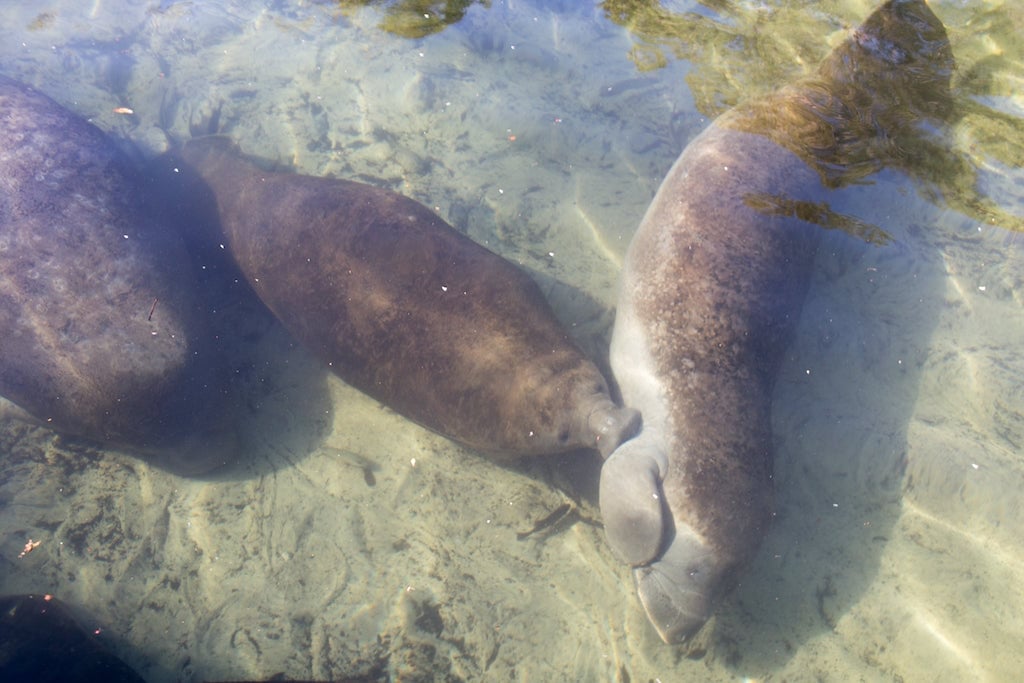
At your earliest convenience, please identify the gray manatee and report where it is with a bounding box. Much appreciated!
[599,0,954,643]
[0,75,236,474]
[149,138,639,460]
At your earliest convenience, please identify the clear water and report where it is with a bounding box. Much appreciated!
[1,1,1021,680]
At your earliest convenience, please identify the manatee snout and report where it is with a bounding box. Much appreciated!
[545,368,639,458]
[634,527,723,644]
[584,393,641,459]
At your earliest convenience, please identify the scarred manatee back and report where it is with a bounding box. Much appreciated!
[0,75,235,474]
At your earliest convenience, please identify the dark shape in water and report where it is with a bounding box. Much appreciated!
[0,594,144,683]
[599,0,953,644]
[0,74,236,475]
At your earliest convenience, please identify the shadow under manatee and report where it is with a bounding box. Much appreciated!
[0,594,145,683]
[142,156,335,483]
[703,175,951,672]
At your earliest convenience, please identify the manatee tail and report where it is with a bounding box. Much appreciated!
[820,0,954,125]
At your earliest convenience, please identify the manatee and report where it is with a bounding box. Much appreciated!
[599,0,954,643]
[0,594,145,683]
[0,75,236,474]
[148,138,639,459]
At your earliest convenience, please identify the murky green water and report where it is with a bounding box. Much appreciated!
[1,1,1021,681]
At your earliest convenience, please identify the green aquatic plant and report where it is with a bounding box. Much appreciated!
[28,11,56,30]
[601,0,1024,233]
[334,0,486,38]
[941,53,1024,233]
[602,0,833,115]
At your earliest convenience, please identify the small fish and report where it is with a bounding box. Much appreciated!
[112,106,134,115]
[322,447,379,487]
[516,502,573,540]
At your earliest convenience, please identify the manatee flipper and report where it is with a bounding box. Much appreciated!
[599,435,668,566]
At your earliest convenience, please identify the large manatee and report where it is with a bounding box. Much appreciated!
[0,75,236,474]
[599,0,954,643]
[148,138,639,460]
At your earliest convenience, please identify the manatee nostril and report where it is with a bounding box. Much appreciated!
[558,428,570,443]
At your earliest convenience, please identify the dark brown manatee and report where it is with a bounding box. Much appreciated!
[599,0,954,643]
[0,75,236,474]
[151,138,639,459]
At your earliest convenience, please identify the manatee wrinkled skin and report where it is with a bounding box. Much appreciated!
[0,75,236,474]
[599,0,953,644]
[150,138,638,460]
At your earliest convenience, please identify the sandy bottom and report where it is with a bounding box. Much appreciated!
[2,1,1023,681]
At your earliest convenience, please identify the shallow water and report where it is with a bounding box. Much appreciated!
[1,1,1022,681]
